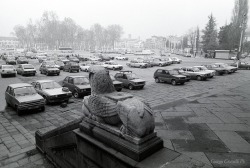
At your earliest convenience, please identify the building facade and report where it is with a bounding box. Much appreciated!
[0,37,19,49]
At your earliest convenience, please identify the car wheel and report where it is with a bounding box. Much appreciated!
[57,73,60,76]
[197,76,202,81]
[171,80,177,85]
[1,74,4,78]
[113,67,115,71]
[69,69,72,73]
[116,88,122,92]
[140,65,143,68]
[73,91,79,98]
[155,78,160,83]
[140,86,144,89]
[41,106,45,112]
[128,84,134,90]
[225,70,229,74]
[40,71,43,74]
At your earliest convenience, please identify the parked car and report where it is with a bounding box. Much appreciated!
[114,71,145,90]
[202,64,226,75]
[39,64,60,76]
[126,60,148,68]
[193,66,215,78]
[115,55,128,60]
[151,58,167,67]
[102,61,123,70]
[17,57,29,64]
[172,68,191,81]
[230,61,250,70]
[54,61,65,70]
[180,67,210,80]
[5,83,45,115]
[0,65,16,77]
[37,56,47,63]
[68,56,80,63]
[79,63,90,72]
[62,76,91,98]
[16,64,36,76]
[31,80,72,104]
[110,74,123,92]
[214,63,238,74]
[87,56,102,61]
[158,58,172,65]
[6,57,16,65]
[58,57,70,64]
[154,69,187,85]
[99,54,114,61]
[63,62,80,73]
[170,57,182,64]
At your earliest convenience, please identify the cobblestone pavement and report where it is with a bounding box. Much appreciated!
[1,57,250,167]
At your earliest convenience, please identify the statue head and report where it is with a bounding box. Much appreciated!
[88,66,116,95]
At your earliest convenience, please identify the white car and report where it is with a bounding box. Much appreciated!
[0,65,17,78]
[115,55,128,60]
[80,63,90,72]
[193,66,216,78]
[102,61,123,70]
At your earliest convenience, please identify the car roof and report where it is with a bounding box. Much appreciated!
[66,76,87,78]
[35,80,54,83]
[9,83,32,88]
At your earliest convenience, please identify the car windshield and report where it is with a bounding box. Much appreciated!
[169,70,179,75]
[55,61,64,65]
[41,81,61,89]
[2,65,14,69]
[23,65,34,69]
[19,57,26,60]
[73,77,89,85]
[192,68,200,72]
[7,57,15,60]
[110,62,118,65]
[14,86,37,96]
[127,73,139,80]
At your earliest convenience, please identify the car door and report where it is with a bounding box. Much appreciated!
[5,86,11,106]
[163,70,171,83]
[155,69,164,81]
[115,73,126,87]
[67,77,75,92]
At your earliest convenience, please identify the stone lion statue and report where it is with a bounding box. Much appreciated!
[82,66,155,138]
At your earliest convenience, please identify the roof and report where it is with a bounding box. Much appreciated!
[9,83,32,88]
[67,76,87,78]
[35,80,54,83]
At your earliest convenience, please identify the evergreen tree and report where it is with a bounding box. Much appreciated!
[218,23,233,50]
[202,14,218,52]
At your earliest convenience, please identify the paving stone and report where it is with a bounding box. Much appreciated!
[1,153,26,166]
[164,117,189,130]
[17,158,29,166]
[207,123,250,132]
[214,131,250,153]
[236,131,250,144]
[211,111,243,123]
[1,162,19,168]
[29,153,42,162]
[161,111,194,117]
[163,139,174,150]
[232,113,250,118]
[181,152,213,166]
[184,116,223,124]
[157,130,195,140]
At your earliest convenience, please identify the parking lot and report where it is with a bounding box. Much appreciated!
[1,52,250,167]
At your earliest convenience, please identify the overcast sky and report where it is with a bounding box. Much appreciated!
[0,0,240,40]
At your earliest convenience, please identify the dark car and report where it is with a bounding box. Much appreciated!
[16,64,36,76]
[17,57,29,64]
[214,63,237,74]
[63,62,80,73]
[62,76,91,98]
[154,69,187,85]
[5,83,45,115]
[39,64,60,76]
[31,80,72,104]
[6,57,16,65]
[114,71,145,90]
[54,61,65,70]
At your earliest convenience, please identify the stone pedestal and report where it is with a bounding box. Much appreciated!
[74,128,180,168]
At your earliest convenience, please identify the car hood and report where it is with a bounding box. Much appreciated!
[173,75,186,78]
[76,85,91,89]
[16,94,43,103]
[43,88,70,96]
[24,69,36,71]
[130,79,145,83]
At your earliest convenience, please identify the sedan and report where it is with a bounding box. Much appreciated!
[0,65,16,78]
[16,64,36,76]
[62,76,91,98]
[6,57,16,65]
[31,80,72,104]
[40,64,60,76]
[17,57,29,64]
[5,83,45,115]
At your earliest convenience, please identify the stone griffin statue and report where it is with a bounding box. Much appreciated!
[82,66,155,138]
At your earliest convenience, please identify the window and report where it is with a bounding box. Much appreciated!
[68,78,74,84]
[115,74,123,78]
[35,83,41,89]
[64,77,69,82]
[157,70,163,73]
[6,86,10,93]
